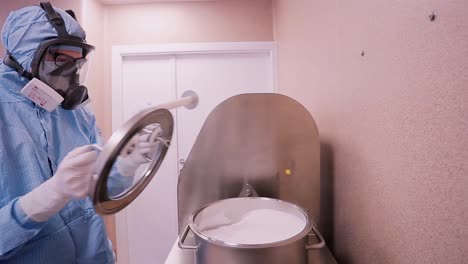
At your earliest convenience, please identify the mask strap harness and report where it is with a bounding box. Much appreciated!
[3,51,33,80]
[40,2,69,38]
[3,2,69,80]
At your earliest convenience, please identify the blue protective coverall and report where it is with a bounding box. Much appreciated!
[0,6,114,264]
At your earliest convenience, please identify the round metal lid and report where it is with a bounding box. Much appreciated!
[92,107,173,215]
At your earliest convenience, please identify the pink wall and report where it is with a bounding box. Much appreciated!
[81,0,106,136]
[81,0,117,249]
[105,0,273,45]
[273,0,468,263]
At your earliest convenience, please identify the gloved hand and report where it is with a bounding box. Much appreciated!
[19,145,97,222]
[116,132,161,176]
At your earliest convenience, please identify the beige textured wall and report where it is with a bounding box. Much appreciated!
[273,0,468,263]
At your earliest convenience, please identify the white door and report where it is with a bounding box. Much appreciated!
[112,43,275,264]
[175,52,274,170]
[118,54,180,264]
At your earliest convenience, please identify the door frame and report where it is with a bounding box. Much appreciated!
[112,42,277,130]
[111,42,277,263]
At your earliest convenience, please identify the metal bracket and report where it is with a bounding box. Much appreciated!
[238,183,259,197]
[178,225,197,251]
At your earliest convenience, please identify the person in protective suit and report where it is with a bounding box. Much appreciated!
[0,2,115,263]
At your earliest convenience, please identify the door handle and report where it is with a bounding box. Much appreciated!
[179,158,186,174]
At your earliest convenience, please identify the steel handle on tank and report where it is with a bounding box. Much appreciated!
[306,224,326,250]
[178,225,197,250]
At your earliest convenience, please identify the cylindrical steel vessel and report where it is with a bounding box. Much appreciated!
[179,197,325,264]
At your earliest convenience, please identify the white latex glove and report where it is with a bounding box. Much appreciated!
[116,133,161,176]
[19,145,97,222]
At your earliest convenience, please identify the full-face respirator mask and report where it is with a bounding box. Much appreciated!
[3,2,95,111]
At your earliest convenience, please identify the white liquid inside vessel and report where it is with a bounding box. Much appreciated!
[201,209,306,244]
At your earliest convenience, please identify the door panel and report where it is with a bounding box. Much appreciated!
[122,55,176,119]
[175,52,274,169]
